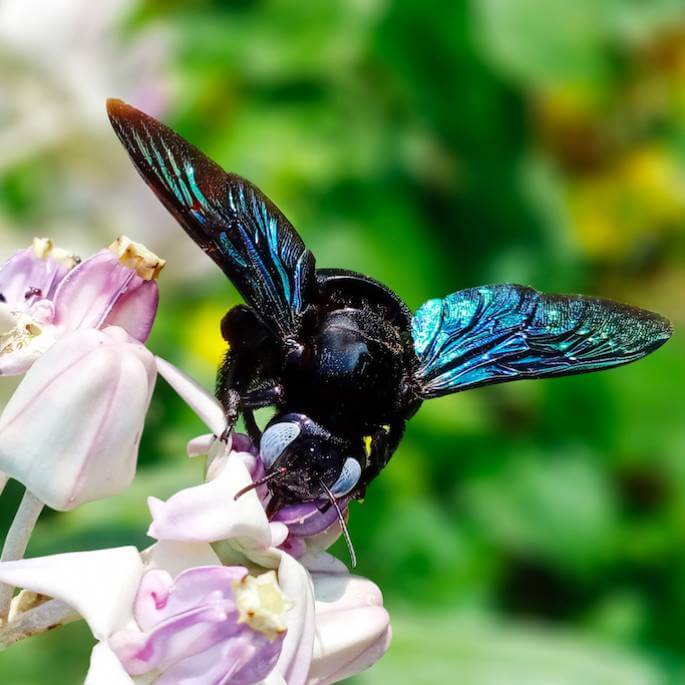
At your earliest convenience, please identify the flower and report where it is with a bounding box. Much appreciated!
[110,566,288,685]
[0,238,77,375]
[0,542,300,685]
[143,426,391,684]
[0,325,156,510]
[0,437,391,685]
[0,235,164,375]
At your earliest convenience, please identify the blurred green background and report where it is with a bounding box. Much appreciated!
[1,0,685,683]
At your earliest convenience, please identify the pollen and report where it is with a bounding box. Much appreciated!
[0,311,46,355]
[109,235,166,281]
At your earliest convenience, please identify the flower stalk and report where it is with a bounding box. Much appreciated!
[0,598,78,650]
[0,489,44,620]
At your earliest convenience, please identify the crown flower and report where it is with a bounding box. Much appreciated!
[0,236,162,376]
[0,239,391,684]
[0,446,390,685]
[0,238,164,622]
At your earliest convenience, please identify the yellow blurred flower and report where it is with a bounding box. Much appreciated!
[183,302,227,371]
[568,145,685,258]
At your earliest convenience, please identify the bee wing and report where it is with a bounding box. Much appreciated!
[411,284,671,399]
[107,99,315,338]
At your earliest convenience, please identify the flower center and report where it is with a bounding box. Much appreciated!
[233,570,292,641]
[0,305,53,357]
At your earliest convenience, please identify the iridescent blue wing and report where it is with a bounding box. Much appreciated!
[107,99,315,337]
[412,284,672,398]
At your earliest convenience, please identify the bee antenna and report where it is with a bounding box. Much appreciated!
[234,467,286,501]
[320,479,357,568]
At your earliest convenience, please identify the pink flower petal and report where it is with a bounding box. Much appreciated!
[274,500,349,538]
[103,279,159,343]
[52,249,132,330]
[113,603,243,676]
[52,249,159,342]
[110,563,284,685]
[133,566,246,631]
[154,628,282,685]
[0,245,70,308]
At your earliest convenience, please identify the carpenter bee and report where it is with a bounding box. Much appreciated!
[108,100,671,564]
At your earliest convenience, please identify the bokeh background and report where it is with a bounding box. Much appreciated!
[1,0,684,683]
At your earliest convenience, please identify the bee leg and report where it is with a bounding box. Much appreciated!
[238,383,284,445]
[243,409,262,446]
[240,383,284,409]
[220,389,240,443]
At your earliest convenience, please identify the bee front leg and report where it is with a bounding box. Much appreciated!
[238,383,285,445]
[220,389,241,443]
[243,409,262,446]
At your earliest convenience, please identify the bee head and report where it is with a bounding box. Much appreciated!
[257,413,361,505]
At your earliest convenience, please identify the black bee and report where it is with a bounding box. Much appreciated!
[108,100,671,564]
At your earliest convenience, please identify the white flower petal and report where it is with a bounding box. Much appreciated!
[0,547,143,639]
[300,553,348,575]
[187,433,214,458]
[141,541,221,578]
[307,573,391,685]
[0,320,58,376]
[155,356,226,436]
[276,553,316,685]
[147,456,271,548]
[0,327,156,510]
[263,671,288,685]
[85,642,136,685]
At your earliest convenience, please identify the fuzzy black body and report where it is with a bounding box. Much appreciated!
[108,99,672,517]
[218,268,422,502]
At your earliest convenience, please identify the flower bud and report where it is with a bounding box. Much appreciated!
[308,573,391,685]
[53,236,164,343]
[0,326,156,510]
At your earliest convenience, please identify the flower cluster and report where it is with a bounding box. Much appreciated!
[0,238,390,685]
[0,236,162,509]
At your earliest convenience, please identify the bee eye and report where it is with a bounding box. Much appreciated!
[260,422,300,468]
[330,458,362,497]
